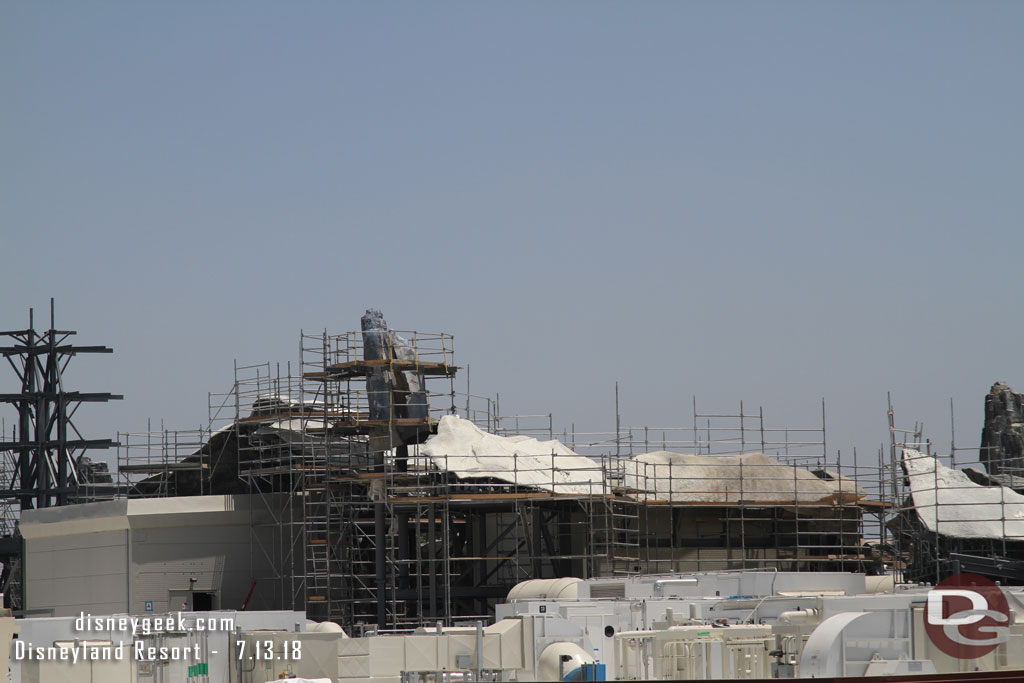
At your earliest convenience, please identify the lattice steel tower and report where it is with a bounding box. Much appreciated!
[0,300,122,510]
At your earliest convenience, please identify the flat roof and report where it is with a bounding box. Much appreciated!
[19,494,271,539]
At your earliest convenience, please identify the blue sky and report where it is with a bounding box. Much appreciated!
[2,2,1022,469]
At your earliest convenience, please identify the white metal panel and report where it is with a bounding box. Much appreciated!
[486,618,524,669]
[22,657,132,683]
[339,639,370,657]
[403,636,440,670]
[446,633,475,668]
[338,655,371,678]
[369,638,407,676]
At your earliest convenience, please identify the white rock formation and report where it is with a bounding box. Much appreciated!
[903,447,1024,540]
[622,450,865,504]
[419,415,605,495]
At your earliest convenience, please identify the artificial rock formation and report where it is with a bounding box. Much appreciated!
[361,308,428,421]
[980,382,1024,476]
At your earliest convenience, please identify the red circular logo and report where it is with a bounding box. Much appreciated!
[924,573,1010,659]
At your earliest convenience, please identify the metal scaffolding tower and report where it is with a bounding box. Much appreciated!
[92,309,890,631]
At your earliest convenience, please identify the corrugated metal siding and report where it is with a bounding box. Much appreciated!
[26,530,127,616]
[589,582,626,598]
[130,525,253,613]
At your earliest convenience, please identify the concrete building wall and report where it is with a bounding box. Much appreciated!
[130,524,258,614]
[26,529,129,616]
[20,495,276,617]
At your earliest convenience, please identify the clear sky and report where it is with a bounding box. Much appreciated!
[2,2,1022,473]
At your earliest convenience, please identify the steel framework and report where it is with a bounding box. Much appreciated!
[0,301,121,607]
[0,302,121,509]
[104,316,889,632]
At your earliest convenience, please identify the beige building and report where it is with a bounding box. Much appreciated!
[19,495,276,617]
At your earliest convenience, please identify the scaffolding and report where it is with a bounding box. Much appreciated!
[116,425,212,497]
[102,321,891,632]
[220,330,463,630]
[0,433,16,538]
[886,397,1024,585]
[552,398,886,578]
[246,323,887,632]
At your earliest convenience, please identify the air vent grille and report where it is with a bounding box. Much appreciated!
[590,583,625,598]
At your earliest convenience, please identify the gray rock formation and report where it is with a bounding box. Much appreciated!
[362,309,392,421]
[360,309,428,421]
[963,466,1024,493]
[980,382,1024,476]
